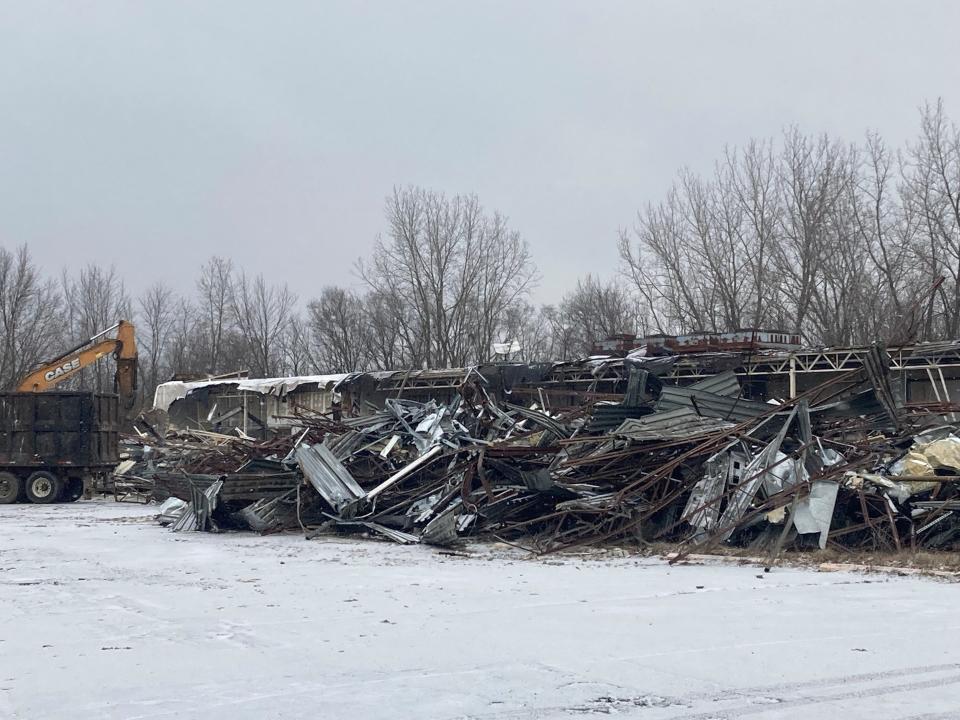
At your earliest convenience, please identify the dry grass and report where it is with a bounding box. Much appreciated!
[551,541,960,578]
[672,546,960,578]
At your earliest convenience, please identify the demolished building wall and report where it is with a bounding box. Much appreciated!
[150,341,960,453]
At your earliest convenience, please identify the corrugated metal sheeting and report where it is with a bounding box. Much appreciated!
[656,371,769,422]
[613,408,735,440]
[683,370,741,397]
[656,387,770,422]
[295,443,365,513]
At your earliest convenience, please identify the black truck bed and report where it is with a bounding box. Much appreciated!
[0,392,120,471]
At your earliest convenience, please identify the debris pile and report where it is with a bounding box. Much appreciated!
[127,347,960,557]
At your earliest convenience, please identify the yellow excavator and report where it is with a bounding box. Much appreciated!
[0,321,139,505]
[16,319,139,412]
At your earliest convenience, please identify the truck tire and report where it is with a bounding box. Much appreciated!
[0,471,20,504]
[25,471,62,504]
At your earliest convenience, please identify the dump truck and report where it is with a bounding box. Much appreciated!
[0,391,121,503]
[0,320,137,504]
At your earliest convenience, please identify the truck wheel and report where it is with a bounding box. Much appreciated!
[0,471,20,504]
[25,471,62,504]
[62,477,84,502]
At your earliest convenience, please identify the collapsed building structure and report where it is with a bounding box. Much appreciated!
[151,337,960,439]
[118,334,960,558]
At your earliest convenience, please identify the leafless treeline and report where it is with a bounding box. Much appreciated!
[2,102,959,402]
[0,247,300,401]
[621,101,960,344]
[0,188,561,402]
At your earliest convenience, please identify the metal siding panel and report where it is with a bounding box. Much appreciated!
[296,443,365,512]
[657,386,769,422]
[687,370,742,397]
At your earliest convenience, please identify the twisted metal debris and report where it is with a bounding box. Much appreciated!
[123,348,960,557]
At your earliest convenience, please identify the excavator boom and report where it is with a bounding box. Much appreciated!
[16,320,139,412]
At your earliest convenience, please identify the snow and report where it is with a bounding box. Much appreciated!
[2,501,960,720]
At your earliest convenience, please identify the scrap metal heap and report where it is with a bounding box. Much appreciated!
[122,345,960,556]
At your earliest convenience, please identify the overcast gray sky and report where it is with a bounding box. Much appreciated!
[2,1,958,304]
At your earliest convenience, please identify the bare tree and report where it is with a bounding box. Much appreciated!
[623,124,929,345]
[280,314,312,376]
[196,256,234,375]
[362,289,406,370]
[0,245,63,390]
[497,301,553,362]
[621,192,711,334]
[304,287,369,372]
[164,298,202,379]
[138,282,176,401]
[230,272,297,377]
[539,304,580,361]
[805,182,875,345]
[561,275,635,353]
[772,129,849,336]
[726,140,780,327]
[622,165,755,334]
[851,134,912,322]
[903,100,960,337]
[465,210,538,362]
[360,187,536,368]
[60,264,131,392]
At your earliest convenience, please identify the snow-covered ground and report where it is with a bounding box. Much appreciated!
[1,500,958,720]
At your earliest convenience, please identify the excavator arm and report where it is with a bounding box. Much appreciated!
[16,320,139,412]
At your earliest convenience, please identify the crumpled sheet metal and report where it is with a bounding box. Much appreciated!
[792,480,840,549]
[145,353,960,556]
[296,442,365,514]
[172,479,223,532]
[421,507,459,547]
[683,454,727,540]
